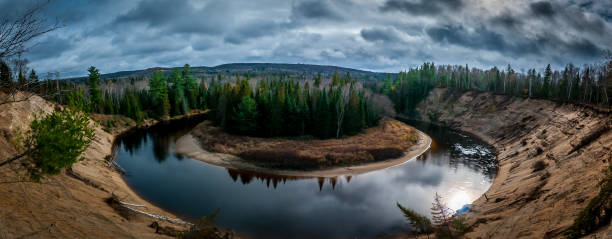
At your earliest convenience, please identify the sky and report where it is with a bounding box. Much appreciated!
[2,0,612,77]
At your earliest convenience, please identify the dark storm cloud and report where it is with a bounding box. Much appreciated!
[425,24,530,54]
[379,0,464,16]
[112,0,227,35]
[360,27,402,43]
[26,35,73,61]
[224,21,290,45]
[426,23,605,60]
[3,0,609,77]
[491,12,522,29]
[530,1,555,17]
[291,0,341,20]
[570,40,601,57]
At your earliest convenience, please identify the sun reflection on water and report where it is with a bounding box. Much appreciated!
[446,189,473,211]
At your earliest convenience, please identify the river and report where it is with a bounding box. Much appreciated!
[114,117,497,238]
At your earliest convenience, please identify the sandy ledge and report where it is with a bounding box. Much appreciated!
[174,122,432,178]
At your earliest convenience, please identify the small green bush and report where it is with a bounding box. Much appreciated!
[564,161,612,238]
[24,109,95,181]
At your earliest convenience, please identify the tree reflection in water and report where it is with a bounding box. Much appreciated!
[226,168,353,190]
[116,115,207,162]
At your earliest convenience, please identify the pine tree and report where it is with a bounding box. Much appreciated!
[88,66,103,113]
[231,96,258,135]
[343,90,363,135]
[182,64,198,109]
[542,64,552,98]
[169,69,188,115]
[149,71,170,118]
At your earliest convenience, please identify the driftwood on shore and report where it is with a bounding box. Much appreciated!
[121,205,194,226]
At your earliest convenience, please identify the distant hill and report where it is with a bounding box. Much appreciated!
[65,63,393,82]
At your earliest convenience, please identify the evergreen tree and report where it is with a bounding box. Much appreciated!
[149,71,170,118]
[230,96,259,135]
[314,72,322,88]
[18,70,26,86]
[66,88,88,112]
[88,66,103,113]
[169,69,188,115]
[28,69,38,83]
[14,108,95,181]
[541,64,552,98]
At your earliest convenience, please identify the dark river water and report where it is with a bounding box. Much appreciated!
[114,117,497,239]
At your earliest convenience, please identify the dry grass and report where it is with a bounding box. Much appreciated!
[192,117,418,169]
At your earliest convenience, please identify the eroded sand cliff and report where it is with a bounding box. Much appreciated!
[415,88,612,239]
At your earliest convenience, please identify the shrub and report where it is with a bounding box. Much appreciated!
[23,108,95,181]
[564,161,612,238]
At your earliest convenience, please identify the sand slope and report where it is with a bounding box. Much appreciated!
[0,94,185,239]
[415,88,612,239]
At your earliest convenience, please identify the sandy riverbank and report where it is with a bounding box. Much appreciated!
[175,118,431,177]
[0,93,207,238]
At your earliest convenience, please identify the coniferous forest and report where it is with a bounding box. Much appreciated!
[35,64,381,139]
[371,60,612,116]
[5,57,611,137]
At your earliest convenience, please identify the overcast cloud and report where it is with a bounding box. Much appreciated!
[2,0,611,77]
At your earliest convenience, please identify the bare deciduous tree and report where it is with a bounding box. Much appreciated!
[431,192,454,238]
[0,0,61,106]
[0,0,60,59]
[335,85,350,138]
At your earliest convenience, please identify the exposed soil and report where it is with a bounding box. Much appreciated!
[414,88,612,239]
[0,94,207,239]
[176,117,431,177]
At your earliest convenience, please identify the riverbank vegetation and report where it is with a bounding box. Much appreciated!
[564,158,612,238]
[0,107,95,181]
[38,64,382,139]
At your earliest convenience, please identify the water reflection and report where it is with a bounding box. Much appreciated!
[114,118,497,239]
[116,115,206,162]
[226,168,355,191]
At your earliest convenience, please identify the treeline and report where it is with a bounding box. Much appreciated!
[43,65,379,138]
[372,59,612,115]
[63,65,208,122]
[206,72,379,138]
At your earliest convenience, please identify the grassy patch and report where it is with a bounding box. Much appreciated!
[193,117,419,169]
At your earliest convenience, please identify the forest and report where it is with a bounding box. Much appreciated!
[3,57,611,136]
[11,64,380,139]
[371,59,612,116]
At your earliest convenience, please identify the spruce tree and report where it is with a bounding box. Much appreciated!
[88,66,103,113]
[542,64,552,98]
[231,96,258,135]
